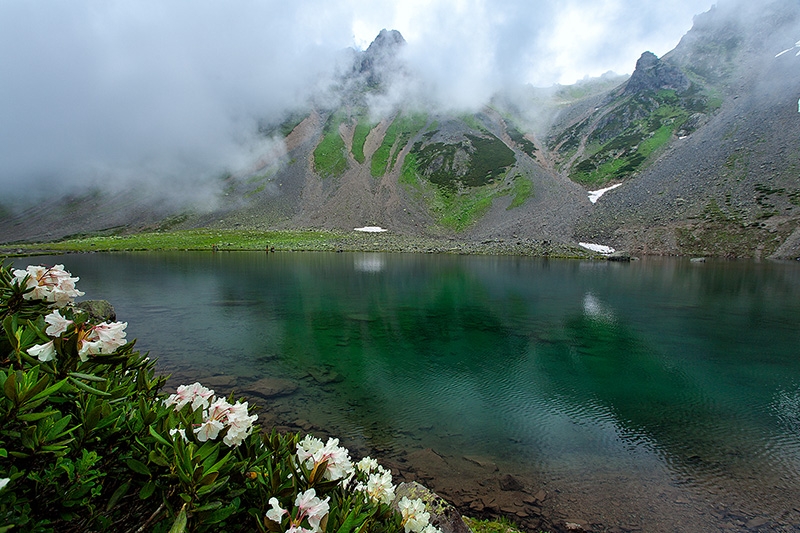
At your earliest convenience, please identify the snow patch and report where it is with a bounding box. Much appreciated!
[775,39,800,57]
[354,226,387,232]
[587,183,622,204]
[579,242,615,254]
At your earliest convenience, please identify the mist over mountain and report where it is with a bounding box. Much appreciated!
[2,0,799,259]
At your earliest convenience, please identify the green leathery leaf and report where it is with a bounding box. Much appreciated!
[169,506,188,533]
[106,482,131,511]
[139,480,156,500]
[126,458,151,477]
[68,376,112,396]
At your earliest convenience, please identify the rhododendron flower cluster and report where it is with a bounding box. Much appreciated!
[354,456,396,505]
[12,264,84,307]
[27,308,128,363]
[296,435,354,481]
[164,382,258,447]
[164,382,215,411]
[398,496,438,533]
[266,488,330,533]
[76,321,128,361]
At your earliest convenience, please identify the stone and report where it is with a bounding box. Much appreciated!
[607,251,632,262]
[499,474,525,492]
[406,448,449,471]
[564,519,590,532]
[240,377,298,399]
[307,366,343,385]
[624,51,690,96]
[745,517,768,529]
[76,300,116,322]
[201,374,238,389]
[462,455,499,471]
[393,482,471,533]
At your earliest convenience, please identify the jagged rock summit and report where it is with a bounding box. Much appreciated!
[623,51,690,95]
[357,29,407,87]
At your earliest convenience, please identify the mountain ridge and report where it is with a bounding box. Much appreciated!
[2,0,799,259]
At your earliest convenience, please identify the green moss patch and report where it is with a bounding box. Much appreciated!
[10,229,343,252]
[507,175,533,209]
[313,113,348,179]
[351,118,374,164]
[370,113,428,177]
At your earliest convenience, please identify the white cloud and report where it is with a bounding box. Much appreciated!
[0,0,716,203]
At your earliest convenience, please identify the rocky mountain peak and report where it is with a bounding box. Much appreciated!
[364,29,406,55]
[357,29,407,86]
[623,51,690,95]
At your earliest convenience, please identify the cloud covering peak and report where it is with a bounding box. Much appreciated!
[0,0,715,205]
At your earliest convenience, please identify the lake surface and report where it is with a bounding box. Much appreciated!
[20,252,800,532]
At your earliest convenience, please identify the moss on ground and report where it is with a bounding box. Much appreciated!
[5,229,341,253]
[371,113,428,177]
[463,516,531,533]
[507,175,533,209]
[314,112,349,179]
[352,118,373,164]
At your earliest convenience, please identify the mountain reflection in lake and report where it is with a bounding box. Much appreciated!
[22,252,800,532]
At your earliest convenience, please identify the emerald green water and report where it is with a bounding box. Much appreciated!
[24,252,800,530]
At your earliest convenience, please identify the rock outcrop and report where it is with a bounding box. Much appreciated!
[394,482,471,533]
[623,51,690,95]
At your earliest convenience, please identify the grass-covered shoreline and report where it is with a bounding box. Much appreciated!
[0,229,600,259]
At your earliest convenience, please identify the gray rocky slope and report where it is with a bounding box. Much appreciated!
[2,1,799,259]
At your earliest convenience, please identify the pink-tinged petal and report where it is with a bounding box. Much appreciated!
[28,340,56,362]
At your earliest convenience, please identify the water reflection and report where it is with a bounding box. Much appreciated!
[17,252,800,525]
[353,253,385,273]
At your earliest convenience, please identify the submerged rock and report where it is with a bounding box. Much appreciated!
[240,377,298,399]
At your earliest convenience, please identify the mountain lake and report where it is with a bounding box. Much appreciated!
[19,252,800,532]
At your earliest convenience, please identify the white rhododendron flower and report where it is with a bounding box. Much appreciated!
[93,321,127,347]
[296,435,324,464]
[194,417,225,442]
[364,469,396,505]
[28,340,56,362]
[169,428,188,442]
[221,400,258,447]
[266,497,288,523]
[164,382,215,411]
[267,490,329,533]
[398,497,432,533]
[165,383,257,447]
[287,527,314,533]
[77,321,128,362]
[356,456,379,473]
[296,435,353,481]
[44,309,73,337]
[0,478,9,491]
[295,488,330,533]
[13,264,84,307]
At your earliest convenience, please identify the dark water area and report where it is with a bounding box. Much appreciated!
[19,252,800,532]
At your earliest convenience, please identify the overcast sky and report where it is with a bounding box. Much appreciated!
[0,0,716,204]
